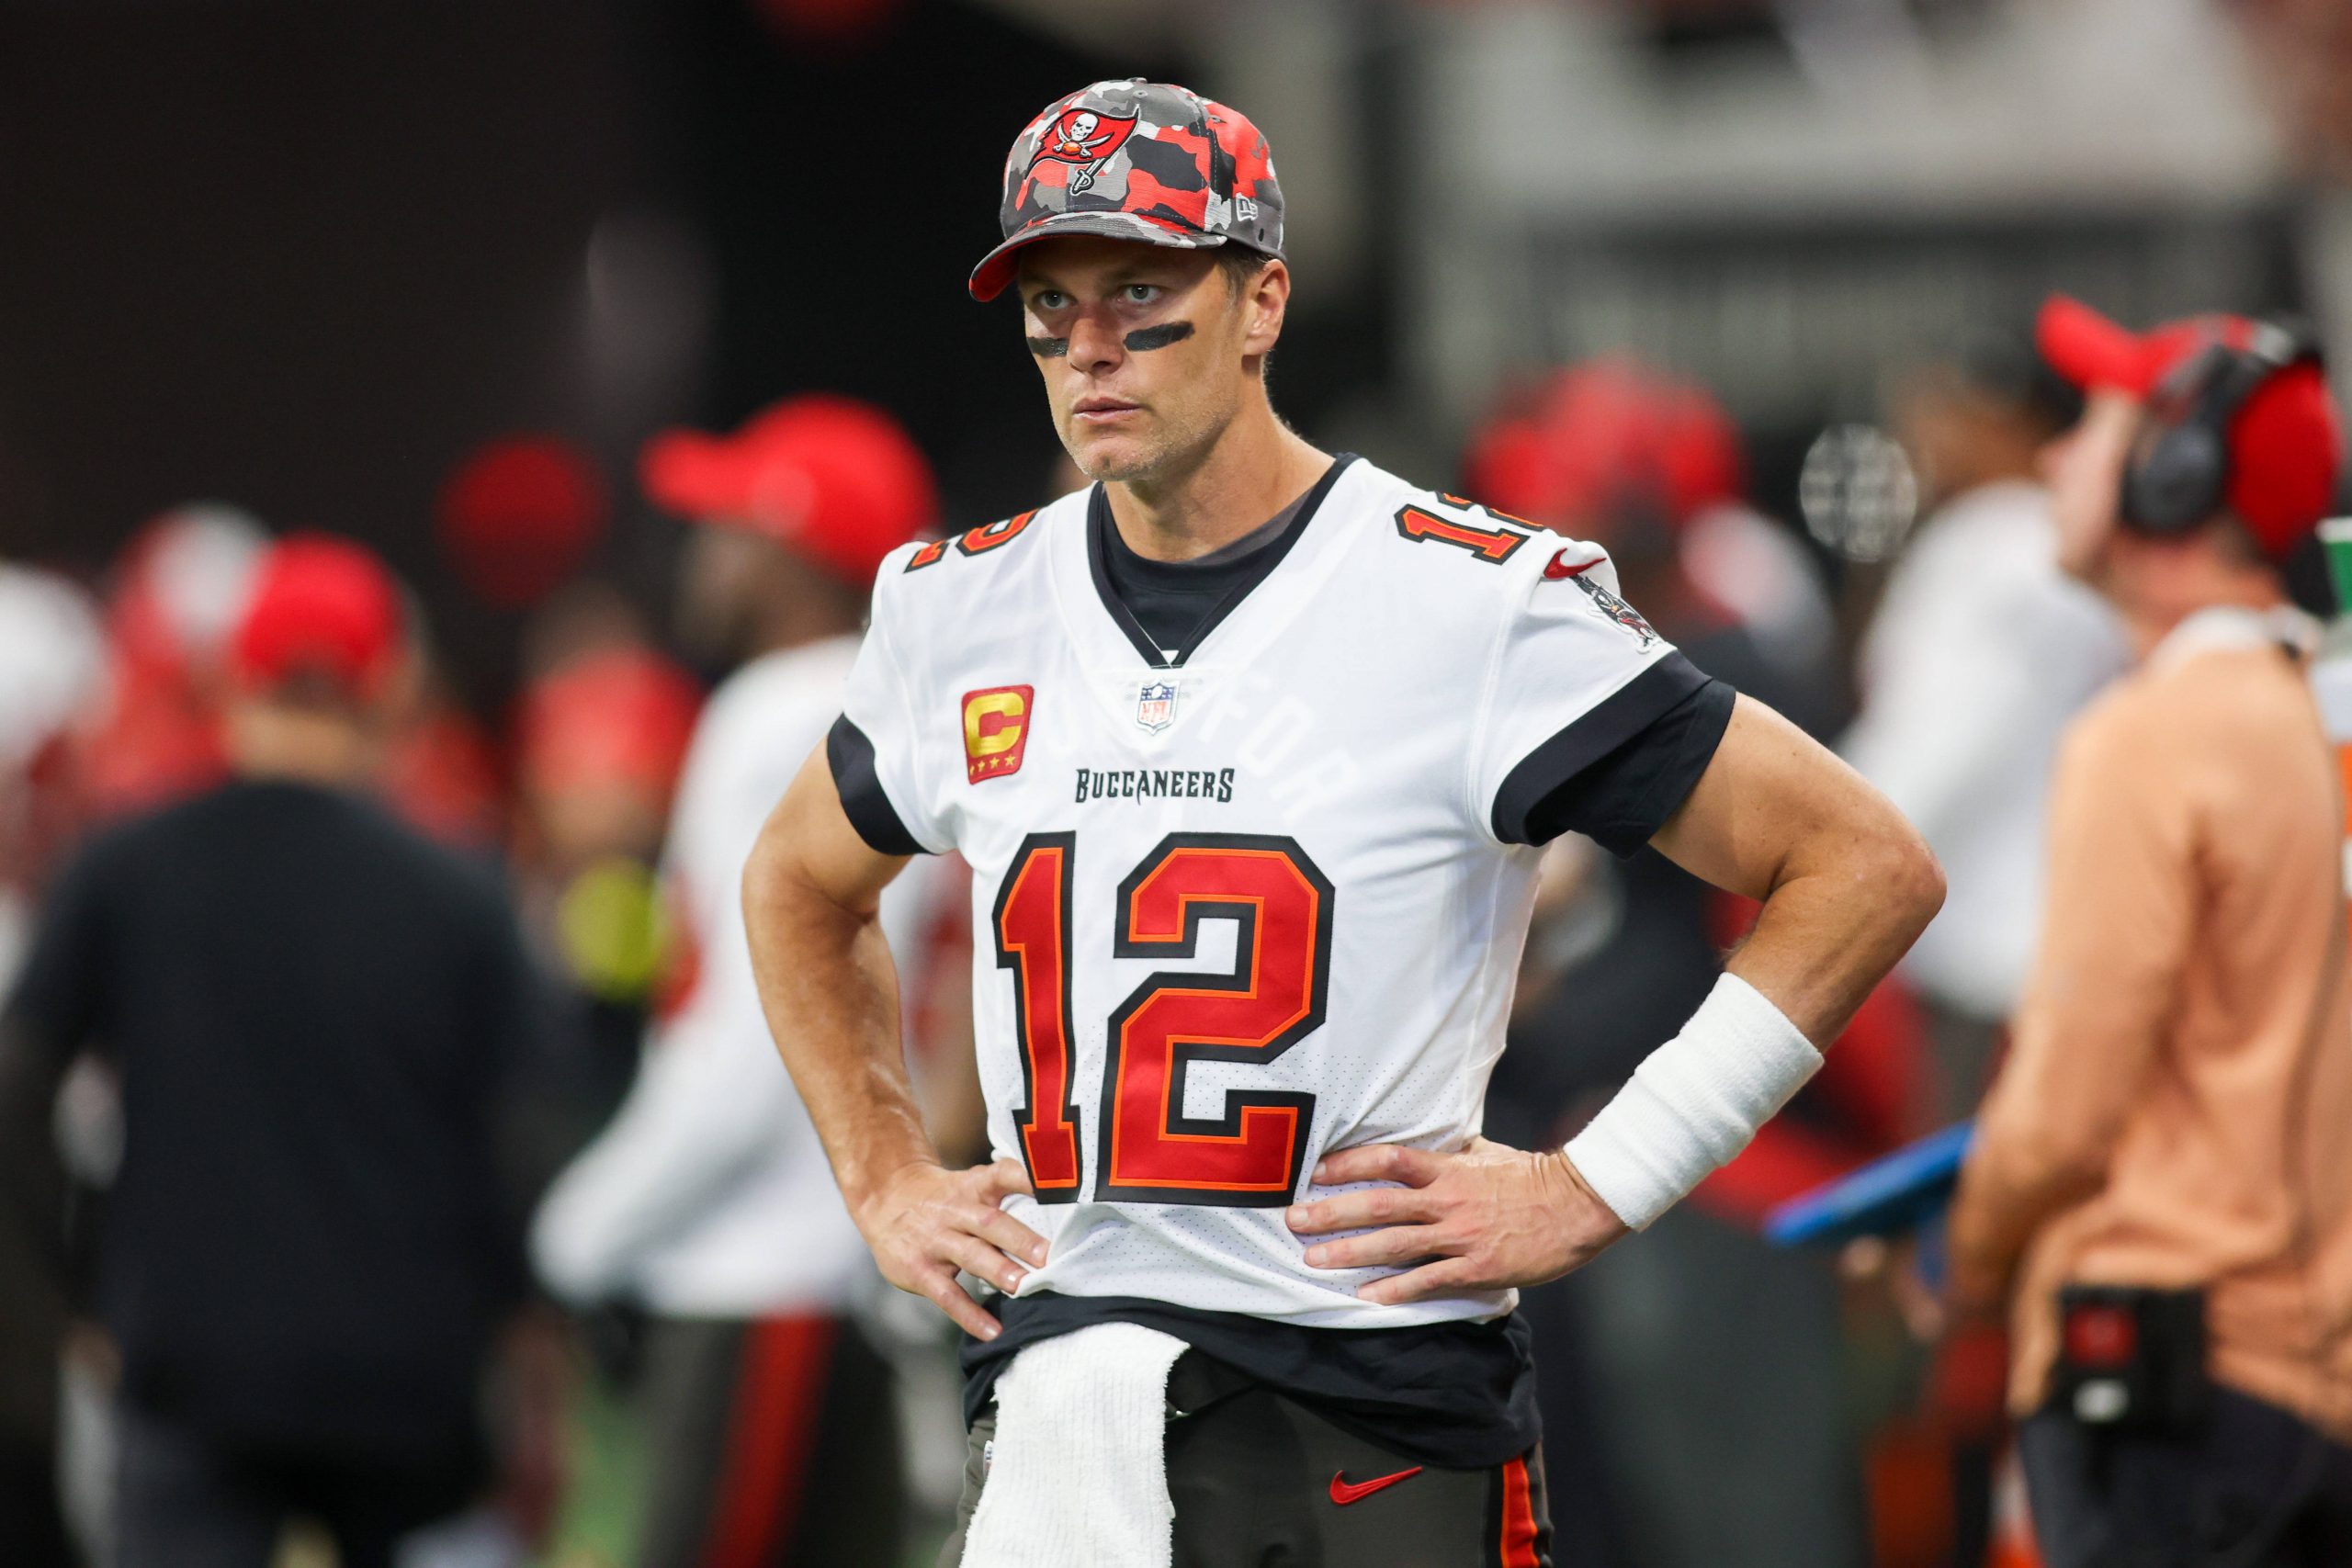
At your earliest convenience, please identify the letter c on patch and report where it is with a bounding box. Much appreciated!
[962,686,1034,784]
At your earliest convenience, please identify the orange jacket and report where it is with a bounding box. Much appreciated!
[1950,612,2352,1440]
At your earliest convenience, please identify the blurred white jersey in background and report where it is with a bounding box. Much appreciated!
[1842,479,2128,1023]
[532,636,950,1317]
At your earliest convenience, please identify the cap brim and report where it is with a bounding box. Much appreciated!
[968,211,1225,302]
[639,430,749,523]
[2036,295,2157,396]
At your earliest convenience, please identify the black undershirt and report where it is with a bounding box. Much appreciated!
[1097,490,1307,661]
[1084,458,1359,669]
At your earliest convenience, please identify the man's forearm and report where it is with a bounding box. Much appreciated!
[531,1003,797,1303]
[1559,842,1939,1235]
[743,848,935,1214]
[1945,1038,2129,1313]
[1654,695,1945,1047]
[1945,1156,2075,1314]
[1724,834,1942,1046]
[1572,699,1946,1230]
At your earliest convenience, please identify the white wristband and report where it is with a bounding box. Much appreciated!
[1562,972,1822,1231]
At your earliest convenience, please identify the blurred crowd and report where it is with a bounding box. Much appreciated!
[0,398,985,1567]
[0,295,2333,1568]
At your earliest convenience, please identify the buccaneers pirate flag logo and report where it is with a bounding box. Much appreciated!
[1572,574,1658,650]
[1544,548,1658,650]
[1029,106,1140,196]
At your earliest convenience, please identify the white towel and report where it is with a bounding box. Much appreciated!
[959,1323,1189,1568]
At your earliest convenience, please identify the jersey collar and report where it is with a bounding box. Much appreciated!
[1080,455,1359,670]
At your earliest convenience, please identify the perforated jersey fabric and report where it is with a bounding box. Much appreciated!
[833,457,1724,1332]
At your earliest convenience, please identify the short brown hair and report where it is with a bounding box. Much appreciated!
[1216,245,1272,302]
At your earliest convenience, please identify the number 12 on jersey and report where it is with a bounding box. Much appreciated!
[991,831,1336,1207]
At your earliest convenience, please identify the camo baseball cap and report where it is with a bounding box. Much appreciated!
[968,78,1284,303]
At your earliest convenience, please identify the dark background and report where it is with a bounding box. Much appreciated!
[0,0,1415,711]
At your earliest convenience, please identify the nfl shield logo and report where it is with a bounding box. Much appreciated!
[1136,680,1177,733]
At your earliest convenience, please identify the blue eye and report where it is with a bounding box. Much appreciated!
[1123,284,1160,304]
[1033,289,1069,311]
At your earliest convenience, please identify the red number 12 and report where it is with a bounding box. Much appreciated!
[991,832,1334,1207]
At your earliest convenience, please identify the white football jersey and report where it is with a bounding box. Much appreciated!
[832,456,1718,1330]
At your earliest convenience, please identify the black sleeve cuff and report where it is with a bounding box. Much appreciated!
[1491,652,1733,856]
[826,716,927,857]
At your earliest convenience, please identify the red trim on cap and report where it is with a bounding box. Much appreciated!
[2037,296,2256,400]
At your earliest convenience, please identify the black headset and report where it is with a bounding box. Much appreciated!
[2119,319,2324,537]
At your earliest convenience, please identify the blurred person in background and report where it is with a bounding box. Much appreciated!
[508,584,698,1116]
[1470,360,1907,1568]
[507,636,704,1186]
[1843,331,2127,1123]
[1842,332,2128,1568]
[0,561,102,1565]
[0,533,550,1568]
[514,643,701,925]
[377,658,507,856]
[0,560,105,1004]
[70,505,266,826]
[530,395,960,1568]
[1464,359,1843,739]
[1946,298,2352,1566]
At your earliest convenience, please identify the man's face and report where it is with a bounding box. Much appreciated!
[2041,392,2143,584]
[1016,236,1271,485]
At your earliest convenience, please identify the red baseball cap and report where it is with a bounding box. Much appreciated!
[639,395,936,590]
[516,647,702,807]
[229,533,405,700]
[1463,361,1745,537]
[2037,295,2343,558]
[969,79,1285,304]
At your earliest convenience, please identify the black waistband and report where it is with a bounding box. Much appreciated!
[958,1289,1540,1471]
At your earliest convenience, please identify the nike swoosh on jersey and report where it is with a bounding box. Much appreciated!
[1543,548,1603,581]
[1329,1466,1424,1506]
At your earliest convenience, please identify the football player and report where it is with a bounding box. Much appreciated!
[743,79,1943,1568]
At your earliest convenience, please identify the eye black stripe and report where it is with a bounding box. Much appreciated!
[1123,321,1194,353]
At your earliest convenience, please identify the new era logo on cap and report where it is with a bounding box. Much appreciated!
[969,79,1285,301]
